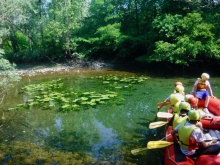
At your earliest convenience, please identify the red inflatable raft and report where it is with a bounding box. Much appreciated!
[198,96,220,116]
[164,126,220,165]
[164,97,220,165]
[197,96,220,129]
[201,115,220,130]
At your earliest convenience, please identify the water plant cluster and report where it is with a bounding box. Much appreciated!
[90,74,148,90]
[8,75,148,112]
[0,141,93,164]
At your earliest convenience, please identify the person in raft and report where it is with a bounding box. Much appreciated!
[166,101,203,132]
[158,84,185,113]
[167,102,190,129]
[173,82,184,94]
[171,110,220,158]
[164,102,190,136]
[191,73,214,113]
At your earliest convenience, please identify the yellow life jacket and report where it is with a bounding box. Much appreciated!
[178,121,198,151]
[172,102,181,114]
[173,114,188,128]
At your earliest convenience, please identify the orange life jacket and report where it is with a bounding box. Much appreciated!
[196,79,207,91]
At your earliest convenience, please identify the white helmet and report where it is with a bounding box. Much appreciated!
[201,73,210,79]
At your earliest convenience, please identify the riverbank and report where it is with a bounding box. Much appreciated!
[13,60,216,78]
[15,60,114,76]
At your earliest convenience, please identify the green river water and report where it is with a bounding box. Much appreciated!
[0,67,220,165]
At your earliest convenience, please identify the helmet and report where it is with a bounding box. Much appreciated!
[188,97,198,107]
[170,93,184,105]
[184,94,194,102]
[201,73,210,80]
[188,110,201,121]
[174,82,183,87]
[170,94,180,105]
[175,85,184,93]
[179,102,191,111]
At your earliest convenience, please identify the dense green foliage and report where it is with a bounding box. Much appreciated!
[0,11,20,103]
[1,0,220,68]
[0,48,20,104]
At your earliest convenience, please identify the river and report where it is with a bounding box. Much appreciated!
[0,67,219,165]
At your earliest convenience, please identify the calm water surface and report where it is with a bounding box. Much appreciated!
[0,68,220,165]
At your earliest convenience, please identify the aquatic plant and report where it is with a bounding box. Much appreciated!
[8,74,148,112]
[0,141,94,164]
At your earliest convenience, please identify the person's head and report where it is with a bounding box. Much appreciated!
[188,110,201,123]
[173,83,184,93]
[174,82,183,87]
[201,73,210,81]
[175,85,184,94]
[179,102,191,114]
[188,97,198,109]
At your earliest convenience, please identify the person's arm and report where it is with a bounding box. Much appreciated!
[163,116,175,135]
[191,80,198,94]
[171,129,178,143]
[206,81,214,97]
[163,115,174,136]
[158,97,169,109]
[171,124,180,143]
[163,124,168,137]
[192,128,217,148]
[191,85,195,94]
[198,139,218,148]
[167,116,174,126]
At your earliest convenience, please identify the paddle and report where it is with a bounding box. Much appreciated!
[157,112,173,118]
[131,141,174,155]
[148,139,220,149]
[131,134,171,155]
[154,101,170,121]
[131,138,220,155]
[131,147,149,155]
[149,121,168,129]
[157,101,170,107]
[147,141,174,149]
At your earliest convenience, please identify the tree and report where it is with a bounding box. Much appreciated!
[137,13,220,66]
[0,49,20,105]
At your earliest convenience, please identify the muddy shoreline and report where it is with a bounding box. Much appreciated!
[15,61,114,76]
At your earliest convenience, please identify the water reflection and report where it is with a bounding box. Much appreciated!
[54,117,62,132]
[91,120,122,160]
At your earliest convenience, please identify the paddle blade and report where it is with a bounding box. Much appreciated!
[157,101,170,107]
[131,147,148,155]
[157,112,173,118]
[147,141,173,149]
[149,121,168,129]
